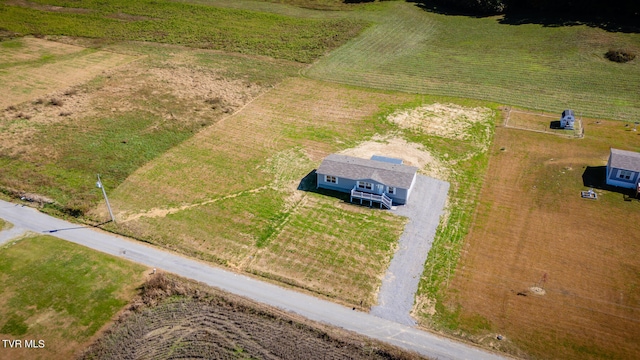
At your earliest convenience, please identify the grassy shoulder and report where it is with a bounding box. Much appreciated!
[0,235,146,360]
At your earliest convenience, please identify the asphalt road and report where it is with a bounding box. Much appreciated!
[0,199,506,360]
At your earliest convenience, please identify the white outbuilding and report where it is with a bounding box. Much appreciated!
[560,109,575,129]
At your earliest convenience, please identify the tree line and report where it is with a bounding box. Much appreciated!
[426,0,639,27]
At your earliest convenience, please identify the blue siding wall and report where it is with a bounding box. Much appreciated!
[606,166,639,189]
[316,173,409,205]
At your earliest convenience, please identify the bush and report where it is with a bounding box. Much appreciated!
[435,0,508,14]
[605,49,636,63]
[49,97,64,106]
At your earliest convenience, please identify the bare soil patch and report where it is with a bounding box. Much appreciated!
[381,104,491,141]
[80,273,426,360]
[447,123,640,359]
[5,0,92,14]
[0,38,138,110]
[339,135,447,180]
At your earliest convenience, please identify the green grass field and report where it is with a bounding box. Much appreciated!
[0,235,145,360]
[0,0,364,63]
[1,1,639,358]
[306,2,640,121]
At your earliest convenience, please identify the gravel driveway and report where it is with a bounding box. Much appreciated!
[370,175,450,325]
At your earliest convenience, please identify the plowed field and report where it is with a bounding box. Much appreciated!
[80,274,426,360]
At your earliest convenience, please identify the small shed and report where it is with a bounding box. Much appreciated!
[316,154,418,207]
[560,109,575,129]
[606,148,640,190]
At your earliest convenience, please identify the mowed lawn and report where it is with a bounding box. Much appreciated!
[107,77,413,306]
[306,1,640,122]
[0,0,364,63]
[0,235,146,360]
[439,119,640,359]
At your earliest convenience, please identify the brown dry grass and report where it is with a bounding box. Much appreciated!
[107,77,413,216]
[0,36,80,62]
[445,119,640,359]
[0,37,138,110]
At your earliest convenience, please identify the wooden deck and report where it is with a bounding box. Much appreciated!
[350,188,392,209]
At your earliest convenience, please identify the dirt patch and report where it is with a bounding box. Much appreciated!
[412,294,436,317]
[0,41,267,163]
[80,273,425,360]
[529,286,546,295]
[0,38,138,110]
[4,0,92,14]
[145,64,263,110]
[339,135,447,180]
[387,103,492,141]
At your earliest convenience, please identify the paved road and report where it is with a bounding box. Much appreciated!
[0,199,506,360]
[371,175,450,325]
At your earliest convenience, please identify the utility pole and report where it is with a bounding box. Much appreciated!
[96,174,115,223]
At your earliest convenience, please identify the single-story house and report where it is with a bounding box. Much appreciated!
[316,154,418,207]
[560,109,576,129]
[606,148,640,190]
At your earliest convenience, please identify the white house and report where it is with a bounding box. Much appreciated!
[606,148,640,190]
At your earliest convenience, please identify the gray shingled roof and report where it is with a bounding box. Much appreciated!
[317,154,417,189]
[610,148,640,172]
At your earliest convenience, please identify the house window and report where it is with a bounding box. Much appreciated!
[357,181,373,190]
[388,186,396,195]
[618,170,633,180]
[325,175,337,184]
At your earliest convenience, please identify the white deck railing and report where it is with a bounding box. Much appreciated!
[350,188,392,209]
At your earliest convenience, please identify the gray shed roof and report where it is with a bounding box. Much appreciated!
[317,154,417,189]
[609,148,640,172]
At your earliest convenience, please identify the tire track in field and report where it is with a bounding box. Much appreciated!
[119,185,269,223]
